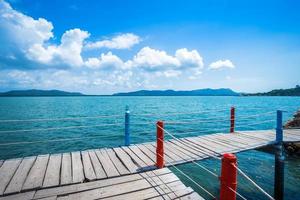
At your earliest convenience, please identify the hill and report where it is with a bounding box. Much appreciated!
[0,89,84,96]
[113,88,240,96]
[245,85,300,96]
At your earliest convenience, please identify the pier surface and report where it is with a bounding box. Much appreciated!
[0,129,299,199]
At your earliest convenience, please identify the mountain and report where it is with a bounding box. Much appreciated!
[0,89,84,96]
[244,85,300,96]
[113,88,240,96]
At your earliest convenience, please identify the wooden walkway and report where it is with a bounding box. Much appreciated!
[0,129,299,199]
[0,168,203,200]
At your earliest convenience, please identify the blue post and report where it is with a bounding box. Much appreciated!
[125,105,130,146]
[276,110,283,142]
[274,110,284,200]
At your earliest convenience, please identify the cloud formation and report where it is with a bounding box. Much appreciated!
[85,33,141,50]
[0,0,235,93]
[209,59,235,69]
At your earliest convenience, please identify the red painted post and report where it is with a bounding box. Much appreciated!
[156,121,164,168]
[220,153,237,200]
[230,107,235,133]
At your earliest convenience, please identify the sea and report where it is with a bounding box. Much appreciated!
[0,96,299,199]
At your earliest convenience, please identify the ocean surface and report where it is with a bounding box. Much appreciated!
[0,96,299,199]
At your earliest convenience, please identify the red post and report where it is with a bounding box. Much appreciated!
[220,153,237,200]
[156,121,164,169]
[230,107,235,133]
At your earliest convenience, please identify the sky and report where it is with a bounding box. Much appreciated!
[0,0,299,94]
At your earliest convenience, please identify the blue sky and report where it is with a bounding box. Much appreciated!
[0,0,299,94]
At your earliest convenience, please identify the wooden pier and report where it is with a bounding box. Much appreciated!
[0,129,299,199]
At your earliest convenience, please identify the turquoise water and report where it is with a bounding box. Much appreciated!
[0,96,299,199]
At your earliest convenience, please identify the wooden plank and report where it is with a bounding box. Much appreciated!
[63,172,177,200]
[4,157,36,194]
[184,138,220,158]
[104,149,129,175]
[129,145,155,166]
[94,149,119,177]
[167,141,197,160]
[113,147,139,173]
[23,154,49,190]
[43,154,62,188]
[174,139,207,159]
[34,168,171,199]
[0,191,35,200]
[87,150,106,179]
[0,160,3,168]
[71,152,84,183]
[99,177,183,200]
[0,158,22,195]
[121,146,147,168]
[60,153,72,185]
[145,144,175,164]
[135,144,156,162]
[161,144,184,164]
[81,151,96,181]
[38,196,57,200]
[165,142,193,161]
[170,139,205,159]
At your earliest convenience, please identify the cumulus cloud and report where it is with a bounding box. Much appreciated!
[27,29,90,67]
[209,59,235,69]
[85,33,141,50]
[128,47,203,73]
[84,52,124,70]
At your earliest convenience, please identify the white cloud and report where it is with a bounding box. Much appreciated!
[128,47,203,73]
[27,28,90,67]
[175,48,203,69]
[85,52,124,70]
[129,47,180,70]
[85,33,141,50]
[209,59,235,69]
[0,1,53,47]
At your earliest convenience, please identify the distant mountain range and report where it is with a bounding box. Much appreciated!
[0,89,84,96]
[113,88,240,96]
[0,86,299,96]
[243,85,300,96]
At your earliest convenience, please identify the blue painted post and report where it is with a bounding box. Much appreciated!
[274,110,284,200]
[125,105,130,146]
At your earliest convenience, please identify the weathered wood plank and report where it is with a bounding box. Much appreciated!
[135,144,156,163]
[4,157,36,194]
[129,145,155,166]
[0,191,35,200]
[122,146,147,168]
[166,141,196,160]
[23,155,49,190]
[81,151,96,181]
[104,149,129,175]
[43,154,62,188]
[62,172,177,199]
[170,139,205,159]
[60,153,72,185]
[71,152,84,183]
[113,147,139,173]
[94,149,119,177]
[87,150,106,179]
[34,168,171,199]
[0,160,3,168]
[0,158,22,195]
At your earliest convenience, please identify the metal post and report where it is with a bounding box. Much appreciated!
[156,121,164,169]
[220,153,237,200]
[274,110,284,200]
[230,107,235,133]
[125,105,130,146]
